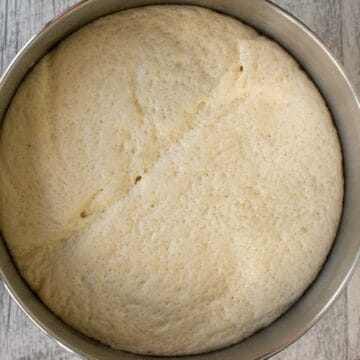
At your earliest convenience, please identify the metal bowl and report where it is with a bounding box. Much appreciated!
[0,1,359,359]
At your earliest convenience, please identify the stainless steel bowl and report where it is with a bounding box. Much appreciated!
[0,1,359,359]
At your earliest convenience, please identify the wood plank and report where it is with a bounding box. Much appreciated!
[0,1,359,359]
[341,1,360,358]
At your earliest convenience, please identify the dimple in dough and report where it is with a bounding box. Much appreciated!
[0,5,343,356]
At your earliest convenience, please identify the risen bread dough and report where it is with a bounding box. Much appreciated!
[0,5,343,356]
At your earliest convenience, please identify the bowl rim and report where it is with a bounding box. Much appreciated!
[0,1,359,359]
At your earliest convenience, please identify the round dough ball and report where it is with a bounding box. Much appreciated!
[0,5,343,356]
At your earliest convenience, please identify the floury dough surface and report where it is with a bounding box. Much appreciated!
[0,5,343,356]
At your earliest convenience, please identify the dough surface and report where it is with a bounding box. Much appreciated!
[0,5,343,356]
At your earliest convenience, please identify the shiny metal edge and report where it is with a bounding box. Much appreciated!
[258,3,360,360]
[0,278,87,360]
[0,0,359,359]
[266,1,360,107]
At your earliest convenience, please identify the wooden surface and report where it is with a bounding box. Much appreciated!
[0,0,359,359]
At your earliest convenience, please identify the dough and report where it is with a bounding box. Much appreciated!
[0,5,343,356]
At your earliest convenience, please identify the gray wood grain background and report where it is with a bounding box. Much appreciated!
[0,0,359,359]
